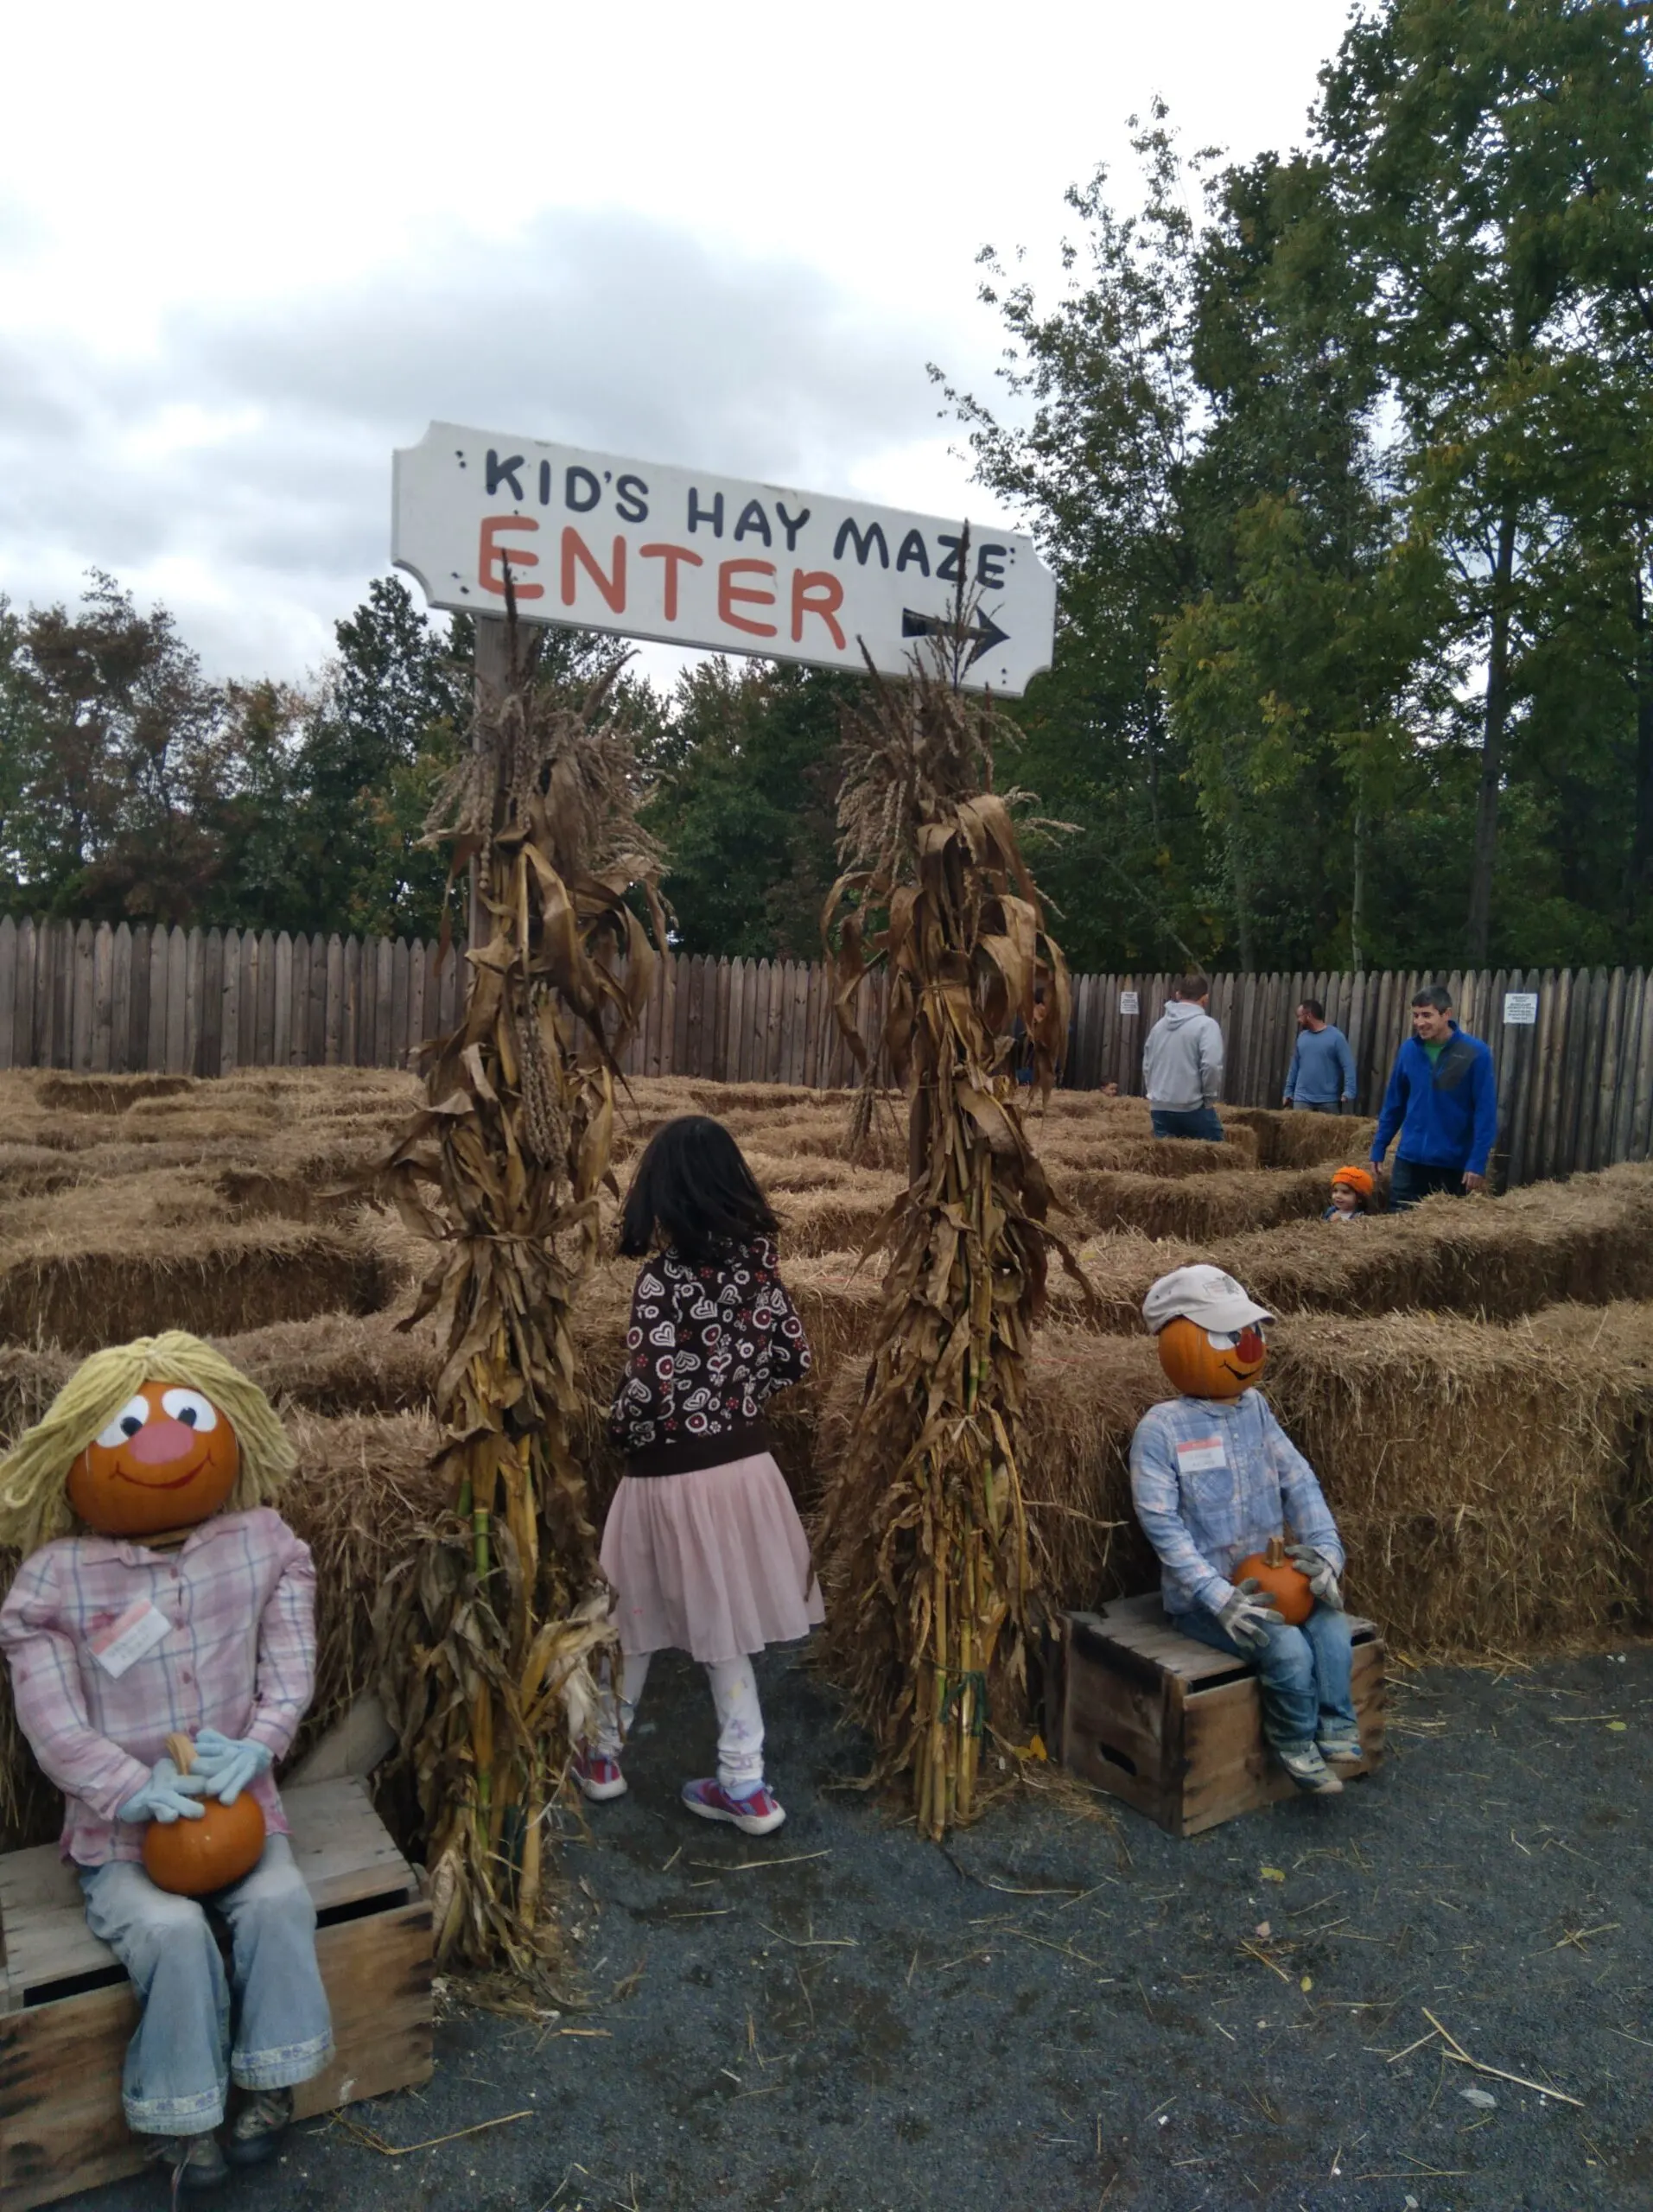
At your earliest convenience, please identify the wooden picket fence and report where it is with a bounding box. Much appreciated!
[3,915,1651,1185]
[0,916,467,1081]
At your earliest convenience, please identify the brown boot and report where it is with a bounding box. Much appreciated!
[224,2087,294,2167]
[146,2131,228,2191]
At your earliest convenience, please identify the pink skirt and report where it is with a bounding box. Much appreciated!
[600,1451,825,1664]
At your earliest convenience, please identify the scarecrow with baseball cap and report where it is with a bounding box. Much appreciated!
[1128,1265,1359,1796]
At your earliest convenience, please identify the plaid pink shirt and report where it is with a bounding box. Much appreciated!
[0,1507,315,1866]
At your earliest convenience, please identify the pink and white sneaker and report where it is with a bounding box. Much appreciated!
[681,1777,786,1836]
[572,1745,627,1802]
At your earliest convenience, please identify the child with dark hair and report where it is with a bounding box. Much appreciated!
[578,1116,822,1835]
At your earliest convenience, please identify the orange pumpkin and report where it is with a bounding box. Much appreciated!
[67,1382,239,1539]
[1156,1316,1268,1400]
[143,1732,266,1897]
[1231,1535,1313,1628]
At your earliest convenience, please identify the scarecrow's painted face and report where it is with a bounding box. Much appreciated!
[1157,1315,1268,1401]
[67,1382,239,1538]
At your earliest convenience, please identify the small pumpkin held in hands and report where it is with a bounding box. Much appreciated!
[143,1732,265,1897]
[1156,1316,1268,1401]
[1231,1535,1313,1628]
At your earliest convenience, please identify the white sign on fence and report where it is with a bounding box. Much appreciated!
[1119,990,1140,1015]
[1504,992,1539,1025]
[392,421,1057,694]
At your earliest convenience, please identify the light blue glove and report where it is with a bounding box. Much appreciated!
[189,1728,274,1804]
[117,1756,207,1824]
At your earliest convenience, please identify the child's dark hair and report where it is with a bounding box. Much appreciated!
[619,1116,780,1265]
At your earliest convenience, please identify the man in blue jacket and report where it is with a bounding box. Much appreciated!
[1282,999,1357,1113]
[1370,985,1497,1209]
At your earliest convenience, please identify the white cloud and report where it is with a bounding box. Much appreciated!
[0,0,1346,677]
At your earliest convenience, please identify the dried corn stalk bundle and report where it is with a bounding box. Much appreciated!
[818,652,1071,1838]
[373,613,664,1968]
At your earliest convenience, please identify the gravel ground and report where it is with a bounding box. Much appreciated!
[72,1638,1653,2212]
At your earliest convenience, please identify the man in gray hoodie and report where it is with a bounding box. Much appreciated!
[1142,976,1225,1141]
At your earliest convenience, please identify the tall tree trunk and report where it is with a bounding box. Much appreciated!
[1221,776,1257,973]
[1351,798,1366,973]
[1465,505,1519,963]
[1627,553,1653,929]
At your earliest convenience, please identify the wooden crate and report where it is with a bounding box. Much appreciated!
[1047,1592,1386,1837]
[0,1777,432,2211]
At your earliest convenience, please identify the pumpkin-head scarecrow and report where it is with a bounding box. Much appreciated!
[0,1333,332,2183]
[1126,1268,1363,1797]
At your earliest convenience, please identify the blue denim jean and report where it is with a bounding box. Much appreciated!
[1150,1105,1225,1142]
[80,1834,332,2135]
[1389,1155,1467,1211]
[1172,1604,1357,1755]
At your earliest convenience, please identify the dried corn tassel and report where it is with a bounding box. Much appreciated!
[374,604,666,1968]
[818,642,1074,1838]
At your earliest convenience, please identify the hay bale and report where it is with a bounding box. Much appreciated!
[1041,1130,1262,1178]
[1267,1311,1652,1654]
[33,1073,200,1116]
[1060,1166,1653,1332]
[1222,1107,1380,1170]
[1059,1164,1330,1241]
[772,1183,900,1256]
[0,1345,74,1444]
[279,1410,447,1784]
[1210,1166,1653,1324]
[0,1220,397,1350]
[214,1313,442,1415]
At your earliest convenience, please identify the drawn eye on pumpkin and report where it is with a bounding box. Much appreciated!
[1206,1329,1243,1351]
[160,1389,218,1432]
[96,1396,153,1449]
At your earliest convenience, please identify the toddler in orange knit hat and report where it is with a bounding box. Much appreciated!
[1324,1164,1375,1223]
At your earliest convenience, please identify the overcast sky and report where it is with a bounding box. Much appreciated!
[0,1,1351,685]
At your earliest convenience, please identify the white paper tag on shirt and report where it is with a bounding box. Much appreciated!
[90,1598,171,1678]
[1175,1437,1227,1474]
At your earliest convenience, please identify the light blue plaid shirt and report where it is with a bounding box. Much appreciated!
[1128,1390,1344,1620]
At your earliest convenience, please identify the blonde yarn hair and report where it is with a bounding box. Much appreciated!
[0,1332,297,1557]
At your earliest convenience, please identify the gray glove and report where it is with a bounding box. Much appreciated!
[1286,1543,1344,1611]
[1217,1578,1282,1650]
[117,1756,207,1824]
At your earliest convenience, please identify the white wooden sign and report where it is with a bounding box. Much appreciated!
[1504,992,1538,1025]
[1118,990,1140,1015]
[392,422,1057,694]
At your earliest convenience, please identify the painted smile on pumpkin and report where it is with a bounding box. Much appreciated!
[1217,1357,1265,1382]
[111,1452,213,1491]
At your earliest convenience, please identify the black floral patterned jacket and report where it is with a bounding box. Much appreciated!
[608,1237,813,1478]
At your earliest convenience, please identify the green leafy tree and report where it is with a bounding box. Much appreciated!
[278,577,475,939]
[643,659,855,958]
[1317,0,1653,961]
[1160,147,1452,969]
[2,574,230,923]
[931,111,1218,972]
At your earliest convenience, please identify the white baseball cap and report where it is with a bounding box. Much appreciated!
[1141,1264,1275,1337]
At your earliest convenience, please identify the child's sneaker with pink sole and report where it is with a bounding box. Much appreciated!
[680,1777,786,1835]
[572,1745,627,1802]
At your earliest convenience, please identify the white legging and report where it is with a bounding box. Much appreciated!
[594,1650,766,1792]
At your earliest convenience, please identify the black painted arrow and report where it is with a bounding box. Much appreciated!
[901,605,1010,668]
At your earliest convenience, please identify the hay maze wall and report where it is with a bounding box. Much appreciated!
[3,1067,1651,1849]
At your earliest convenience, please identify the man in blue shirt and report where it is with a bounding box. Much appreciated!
[1370,984,1498,1210]
[1281,999,1357,1114]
